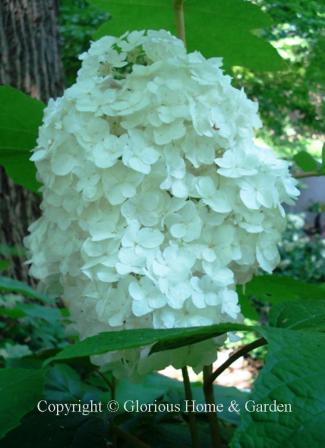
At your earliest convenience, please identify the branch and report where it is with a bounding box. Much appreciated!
[294,170,325,179]
[182,367,200,448]
[203,365,222,448]
[97,370,116,400]
[208,337,266,385]
[173,0,186,46]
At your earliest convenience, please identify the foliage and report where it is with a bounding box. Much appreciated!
[1,1,325,447]
[276,213,325,282]
[59,0,109,86]
[58,0,325,158]
[239,273,325,305]
[91,0,284,71]
[0,277,68,367]
[232,328,325,447]
[46,323,250,365]
[0,86,43,192]
[1,367,246,447]
[59,0,287,84]
[0,369,44,439]
[1,272,325,446]
[269,298,325,330]
[233,0,325,154]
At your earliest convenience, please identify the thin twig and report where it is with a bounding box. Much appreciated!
[208,337,266,385]
[111,375,116,401]
[294,170,325,179]
[182,367,200,448]
[113,425,151,448]
[173,0,186,46]
[203,365,222,448]
[97,370,116,399]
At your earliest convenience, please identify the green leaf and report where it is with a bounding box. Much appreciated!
[143,420,210,448]
[46,322,250,365]
[114,373,170,406]
[231,328,325,447]
[0,260,10,272]
[0,368,45,440]
[0,86,44,151]
[45,364,83,402]
[0,244,25,258]
[241,274,325,304]
[322,143,325,169]
[293,150,319,172]
[0,276,52,303]
[92,0,174,37]
[237,288,259,320]
[91,0,284,72]
[0,151,41,193]
[269,299,325,331]
[0,307,25,319]
[0,86,44,192]
[17,303,61,323]
[44,364,101,404]
[1,413,108,448]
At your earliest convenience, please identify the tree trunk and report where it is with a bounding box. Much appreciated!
[0,0,64,282]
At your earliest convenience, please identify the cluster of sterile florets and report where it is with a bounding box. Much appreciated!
[25,30,299,375]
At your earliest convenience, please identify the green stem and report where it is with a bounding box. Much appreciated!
[182,367,200,448]
[97,370,116,400]
[207,337,266,385]
[173,0,186,46]
[203,365,222,448]
[111,375,116,401]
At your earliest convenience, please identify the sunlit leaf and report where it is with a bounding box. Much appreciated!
[91,0,285,71]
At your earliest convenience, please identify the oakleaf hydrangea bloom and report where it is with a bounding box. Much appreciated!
[25,30,299,377]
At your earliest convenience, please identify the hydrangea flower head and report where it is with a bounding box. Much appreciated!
[26,30,299,376]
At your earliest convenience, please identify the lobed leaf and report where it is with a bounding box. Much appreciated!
[0,368,45,440]
[231,327,325,447]
[90,0,285,71]
[0,276,52,303]
[0,86,44,192]
[45,322,250,364]
[240,274,325,305]
[269,298,325,332]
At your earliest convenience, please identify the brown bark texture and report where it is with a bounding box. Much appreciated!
[0,0,64,282]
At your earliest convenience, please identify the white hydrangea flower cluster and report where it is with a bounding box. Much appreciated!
[26,30,299,376]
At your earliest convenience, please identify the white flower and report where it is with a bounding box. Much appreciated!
[102,162,143,205]
[122,129,159,174]
[215,149,258,178]
[121,189,169,227]
[160,147,188,198]
[129,277,167,316]
[191,275,220,308]
[239,175,278,210]
[92,134,126,169]
[25,30,299,378]
[95,278,131,327]
[165,201,202,242]
[220,290,241,319]
[196,176,232,213]
[122,221,164,250]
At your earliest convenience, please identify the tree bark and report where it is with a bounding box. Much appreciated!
[0,0,64,282]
